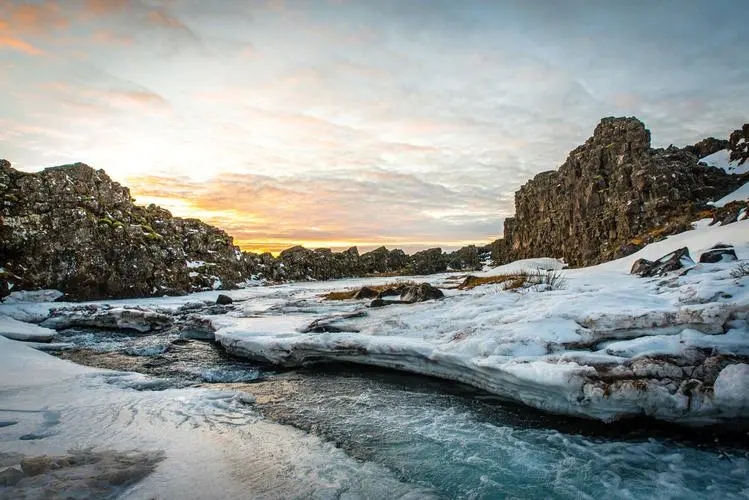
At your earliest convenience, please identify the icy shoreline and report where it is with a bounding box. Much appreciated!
[214,219,749,426]
[2,221,748,428]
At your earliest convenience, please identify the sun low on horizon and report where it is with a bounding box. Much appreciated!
[2,0,748,254]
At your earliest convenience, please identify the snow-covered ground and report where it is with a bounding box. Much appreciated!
[2,222,748,427]
[204,175,749,427]
[1,164,748,496]
[701,149,749,207]
[211,219,749,425]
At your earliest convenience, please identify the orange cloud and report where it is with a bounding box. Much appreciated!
[0,34,43,55]
[91,29,133,46]
[124,169,500,254]
[0,1,68,34]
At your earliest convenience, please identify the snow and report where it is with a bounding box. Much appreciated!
[0,315,55,342]
[186,260,206,268]
[482,257,566,276]
[211,214,749,425]
[712,181,749,208]
[3,289,63,303]
[700,148,749,175]
[2,183,748,427]
[713,363,749,411]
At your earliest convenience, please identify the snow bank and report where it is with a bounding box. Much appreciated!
[482,257,566,276]
[215,215,749,425]
[700,148,749,175]
[0,315,55,342]
[713,181,749,208]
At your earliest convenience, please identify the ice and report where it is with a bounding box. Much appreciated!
[713,364,749,411]
[0,315,56,342]
[3,289,63,304]
[0,336,437,498]
[482,257,566,276]
[212,215,749,424]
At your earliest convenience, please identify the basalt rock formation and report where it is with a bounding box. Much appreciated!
[0,162,248,301]
[497,117,746,267]
[0,161,487,300]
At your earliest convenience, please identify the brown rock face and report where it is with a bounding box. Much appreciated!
[501,117,744,267]
[0,162,246,300]
[683,137,729,159]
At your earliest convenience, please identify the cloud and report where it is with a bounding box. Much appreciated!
[126,169,502,252]
[145,9,199,39]
[40,80,170,112]
[3,0,748,254]
[91,29,133,45]
[0,0,69,34]
[83,0,131,16]
[0,34,43,55]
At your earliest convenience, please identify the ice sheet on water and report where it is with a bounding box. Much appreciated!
[0,336,438,499]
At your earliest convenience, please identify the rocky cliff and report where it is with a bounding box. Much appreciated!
[0,161,488,300]
[0,161,249,300]
[496,117,746,267]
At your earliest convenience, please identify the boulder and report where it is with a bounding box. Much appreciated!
[408,248,446,275]
[360,247,409,274]
[400,283,444,303]
[710,200,749,226]
[630,247,694,277]
[684,137,729,159]
[215,294,233,305]
[699,244,738,264]
[444,244,483,271]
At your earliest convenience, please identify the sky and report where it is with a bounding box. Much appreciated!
[1,0,748,254]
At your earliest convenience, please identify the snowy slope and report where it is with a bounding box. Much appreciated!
[700,148,749,175]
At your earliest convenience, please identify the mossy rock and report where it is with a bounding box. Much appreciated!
[145,232,164,241]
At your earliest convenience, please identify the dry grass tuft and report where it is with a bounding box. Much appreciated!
[731,262,749,279]
[322,290,359,300]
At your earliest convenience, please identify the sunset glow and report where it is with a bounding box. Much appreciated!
[2,0,747,252]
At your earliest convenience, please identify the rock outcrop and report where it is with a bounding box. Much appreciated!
[630,247,695,277]
[729,124,749,166]
[0,161,488,300]
[500,118,746,267]
[0,162,250,301]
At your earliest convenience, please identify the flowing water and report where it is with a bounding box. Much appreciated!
[42,325,749,499]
